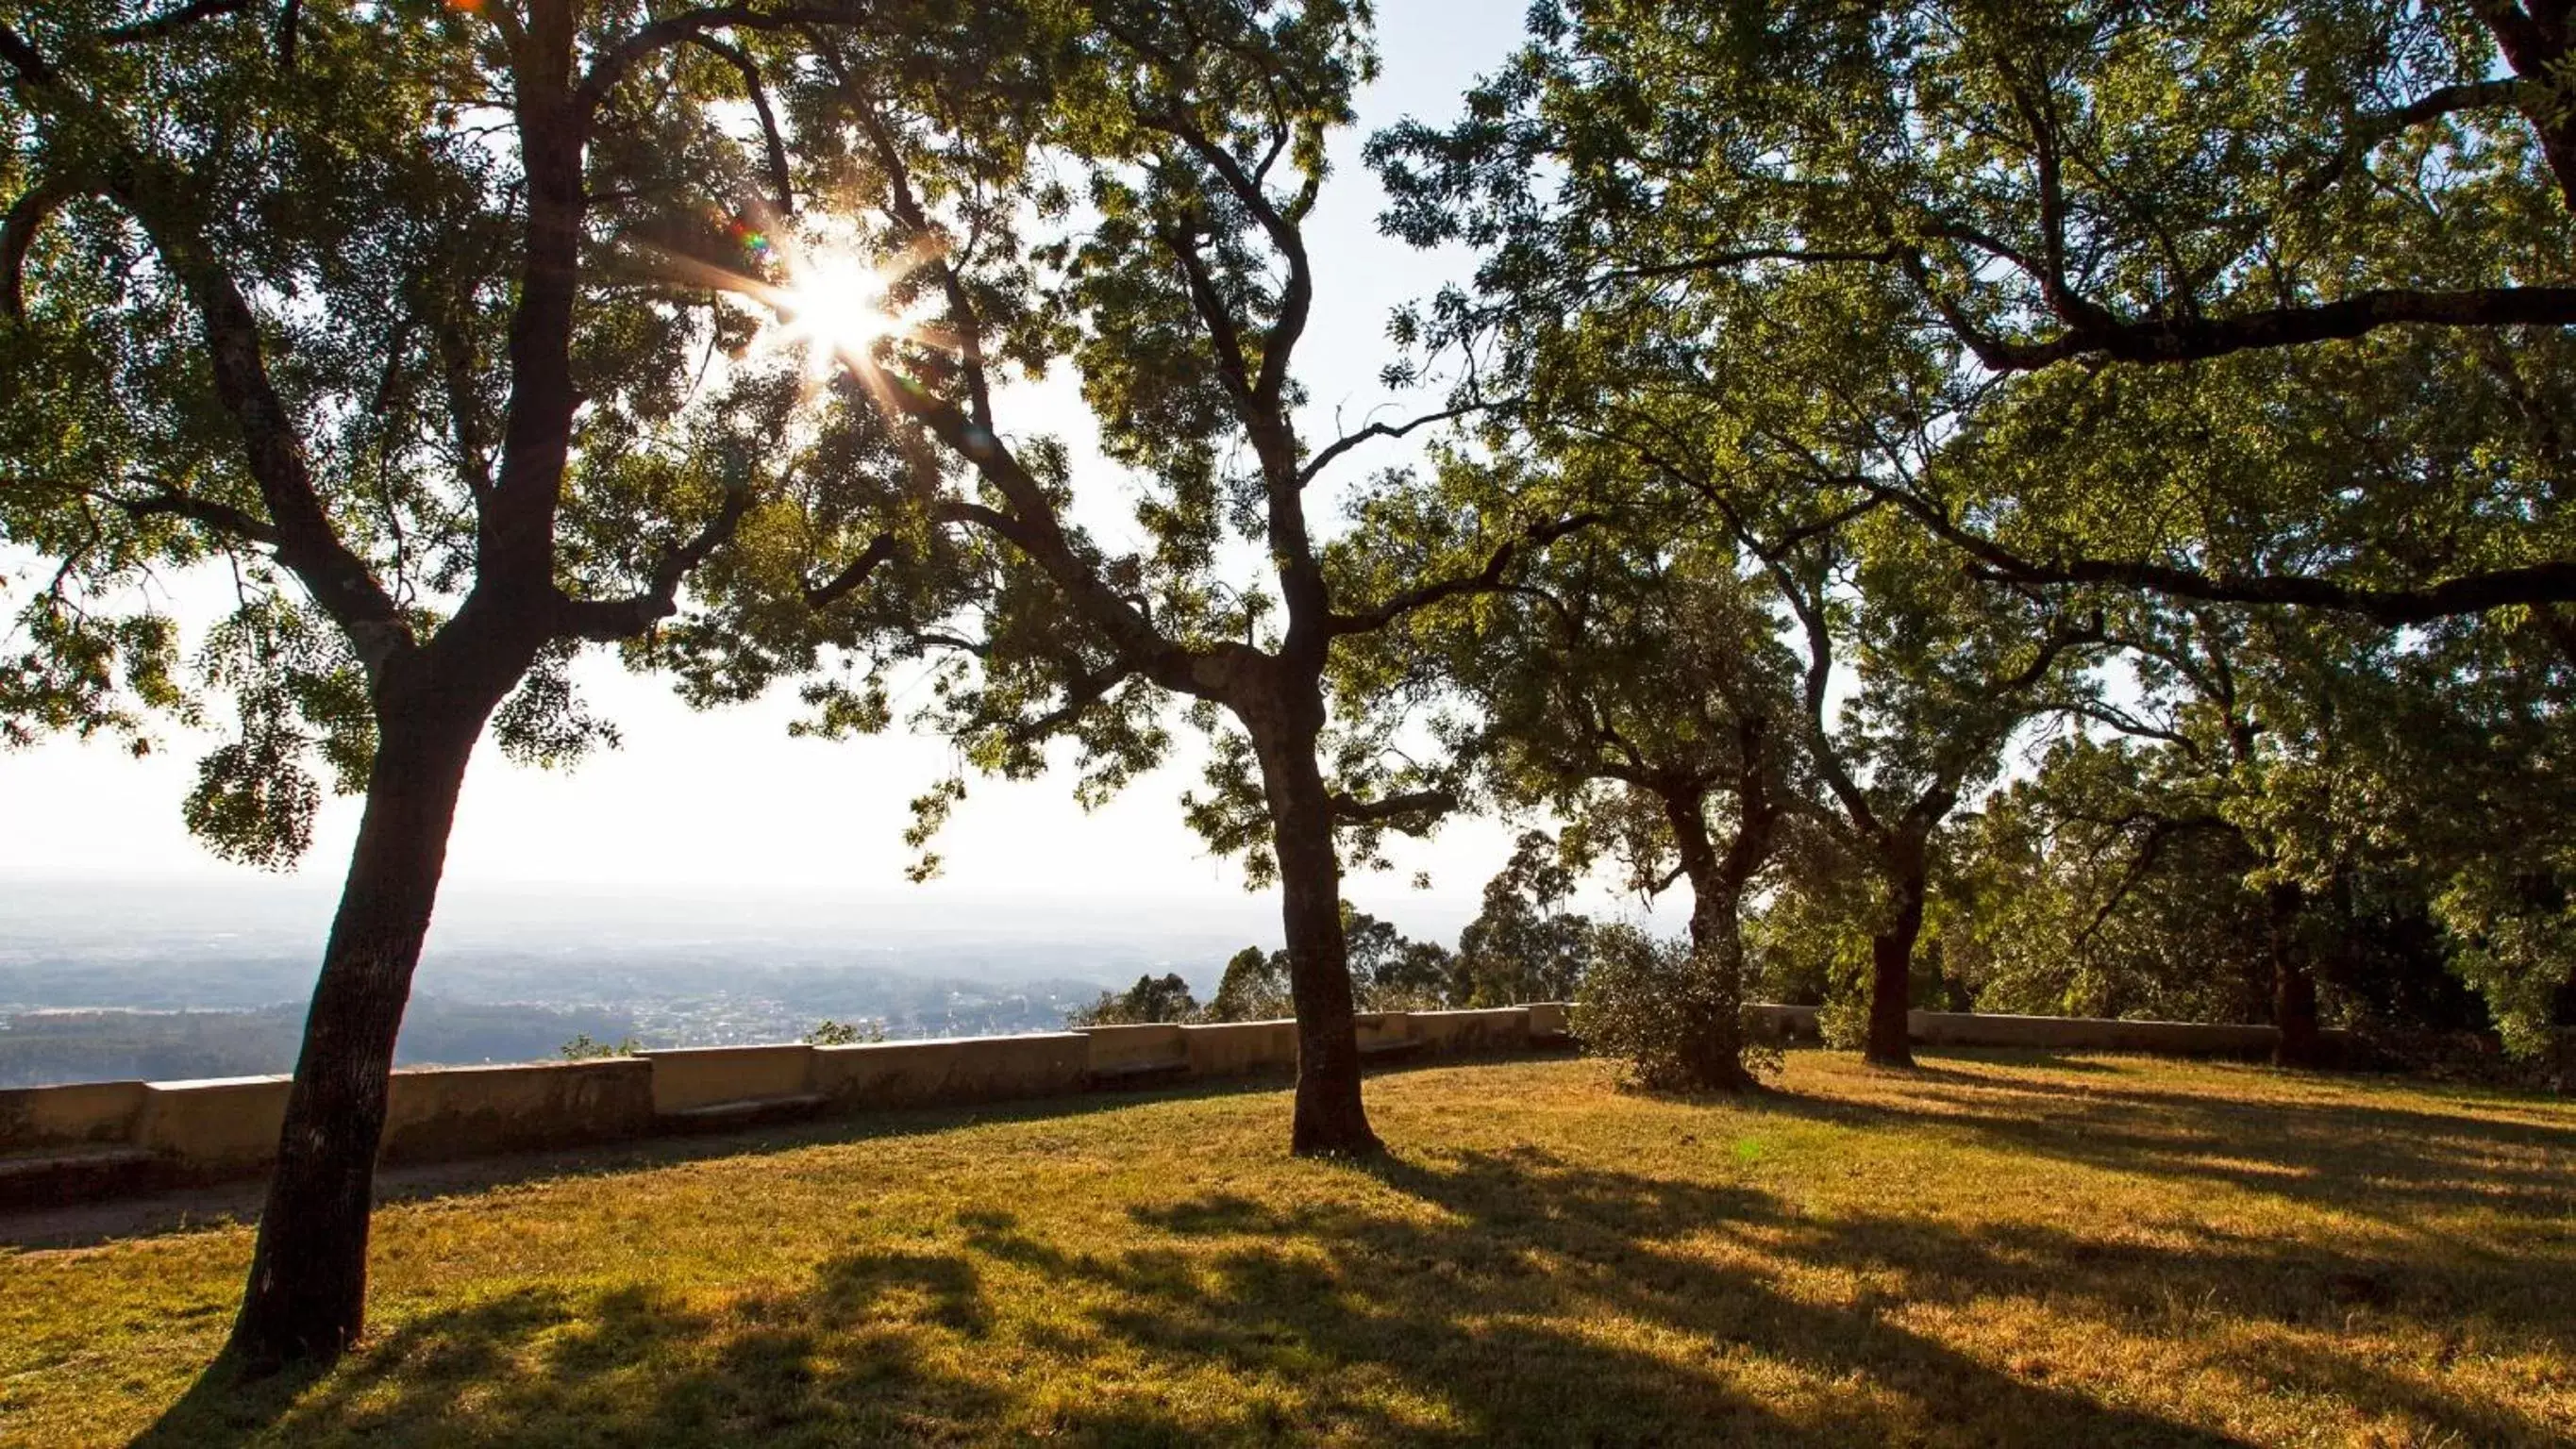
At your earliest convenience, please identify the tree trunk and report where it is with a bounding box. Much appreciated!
[1246,703,1380,1158]
[225,675,498,1367]
[1668,795,1756,1091]
[1865,843,1926,1068]
[2267,880,2326,1069]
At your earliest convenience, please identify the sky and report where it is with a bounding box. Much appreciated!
[0,3,1591,949]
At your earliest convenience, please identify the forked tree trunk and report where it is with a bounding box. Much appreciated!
[1247,706,1379,1157]
[226,668,507,1366]
[1668,796,1757,1091]
[1680,884,1758,1091]
[2267,881,2326,1069]
[1865,844,1927,1068]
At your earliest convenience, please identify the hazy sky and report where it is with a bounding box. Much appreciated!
[0,4,1580,943]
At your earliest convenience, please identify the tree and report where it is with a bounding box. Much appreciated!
[1948,595,2541,1064]
[1763,516,2103,1067]
[1069,972,1197,1026]
[1450,830,1595,1008]
[1376,0,2576,624]
[1406,512,1798,1087]
[1208,944,1292,1023]
[0,0,936,1363]
[690,0,1589,1155]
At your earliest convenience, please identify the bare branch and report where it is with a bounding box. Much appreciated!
[556,485,755,641]
[683,32,794,216]
[1328,511,1605,636]
[1296,397,1508,490]
[1329,789,1457,827]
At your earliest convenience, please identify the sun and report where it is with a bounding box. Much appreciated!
[774,252,894,374]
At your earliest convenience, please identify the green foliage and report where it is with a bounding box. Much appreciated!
[558,1034,642,1062]
[1207,945,1292,1023]
[1068,973,1201,1027]
[1572,924,1779,1091]
[804,1019,886,1046]
[0,0,883,863]
[1451,833,1595,1008]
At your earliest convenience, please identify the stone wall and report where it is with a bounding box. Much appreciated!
[0,1004,2338,1210]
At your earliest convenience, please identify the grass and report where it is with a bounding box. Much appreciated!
[4,1052,2573,1447]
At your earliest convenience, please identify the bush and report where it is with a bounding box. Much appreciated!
[804,1019,885,1045]
[1572,924,1778,1091]
[558,1033,642,1060]
[1068,973,1200,1026]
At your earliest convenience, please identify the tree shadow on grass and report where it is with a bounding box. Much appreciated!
[127,1137,2573,1446]
[1748,1056,2576,1226]
[127,1152,2263,1448]
[118,1060,2576,1446]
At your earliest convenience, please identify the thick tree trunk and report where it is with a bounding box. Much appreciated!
[225,675,499,1367]
[1246,705,1379,1158]
[1680,882,1757,1091]
[1865,844,1926,1068]
[1668,795,1757,1091]
[2267,881,2326,1069]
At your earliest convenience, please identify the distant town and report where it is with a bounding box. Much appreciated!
[0,878,1360,1087]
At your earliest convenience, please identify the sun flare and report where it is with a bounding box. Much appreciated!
[775,253,894,373]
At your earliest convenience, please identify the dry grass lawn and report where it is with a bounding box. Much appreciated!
[3,1051,2572,1446]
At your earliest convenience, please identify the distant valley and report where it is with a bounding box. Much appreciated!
[0,877,1333,1087]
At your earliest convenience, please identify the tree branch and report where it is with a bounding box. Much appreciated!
[2290,78,2527,200]
[1328,511,1604,636]
[0,23,53,82]
[683,32,794,217]
[2,176,78,321]
[802,530,898,609]
[1296,397,1506,490]
[1002,658,1138,746]
[1957,285,2576,372]
[1874,479,2576,624]
[110,488,278,545]
[1329,788,1457,827]
[555,484,754,641]
[103,0,253,44]
[578,3,867,112]
[103,161,410,667]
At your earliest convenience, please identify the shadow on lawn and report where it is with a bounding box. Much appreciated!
[1759,1055,2576,1225]
[125,1148,2348,1448]
[123,1060,2576,1447]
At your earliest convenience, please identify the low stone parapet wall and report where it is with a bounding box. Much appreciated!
[0,1079,148,1152]
[640,1044,816,1114]
[136,1075,291,1175]
[0,1004,2345,1209]
[383,1058,656,1164]
[1179,1021,1296,1077]
[815,1033,1091,1108]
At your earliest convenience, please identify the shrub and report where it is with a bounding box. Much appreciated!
[1068,973,1200,1026]
[1573,924,1778,1091]
[804,1019,885,1045]
[557,1033,642,1060]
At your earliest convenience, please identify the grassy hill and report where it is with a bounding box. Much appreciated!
[5,1053,2571,1446]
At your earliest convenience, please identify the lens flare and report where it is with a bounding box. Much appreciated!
[777,255,892,372]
